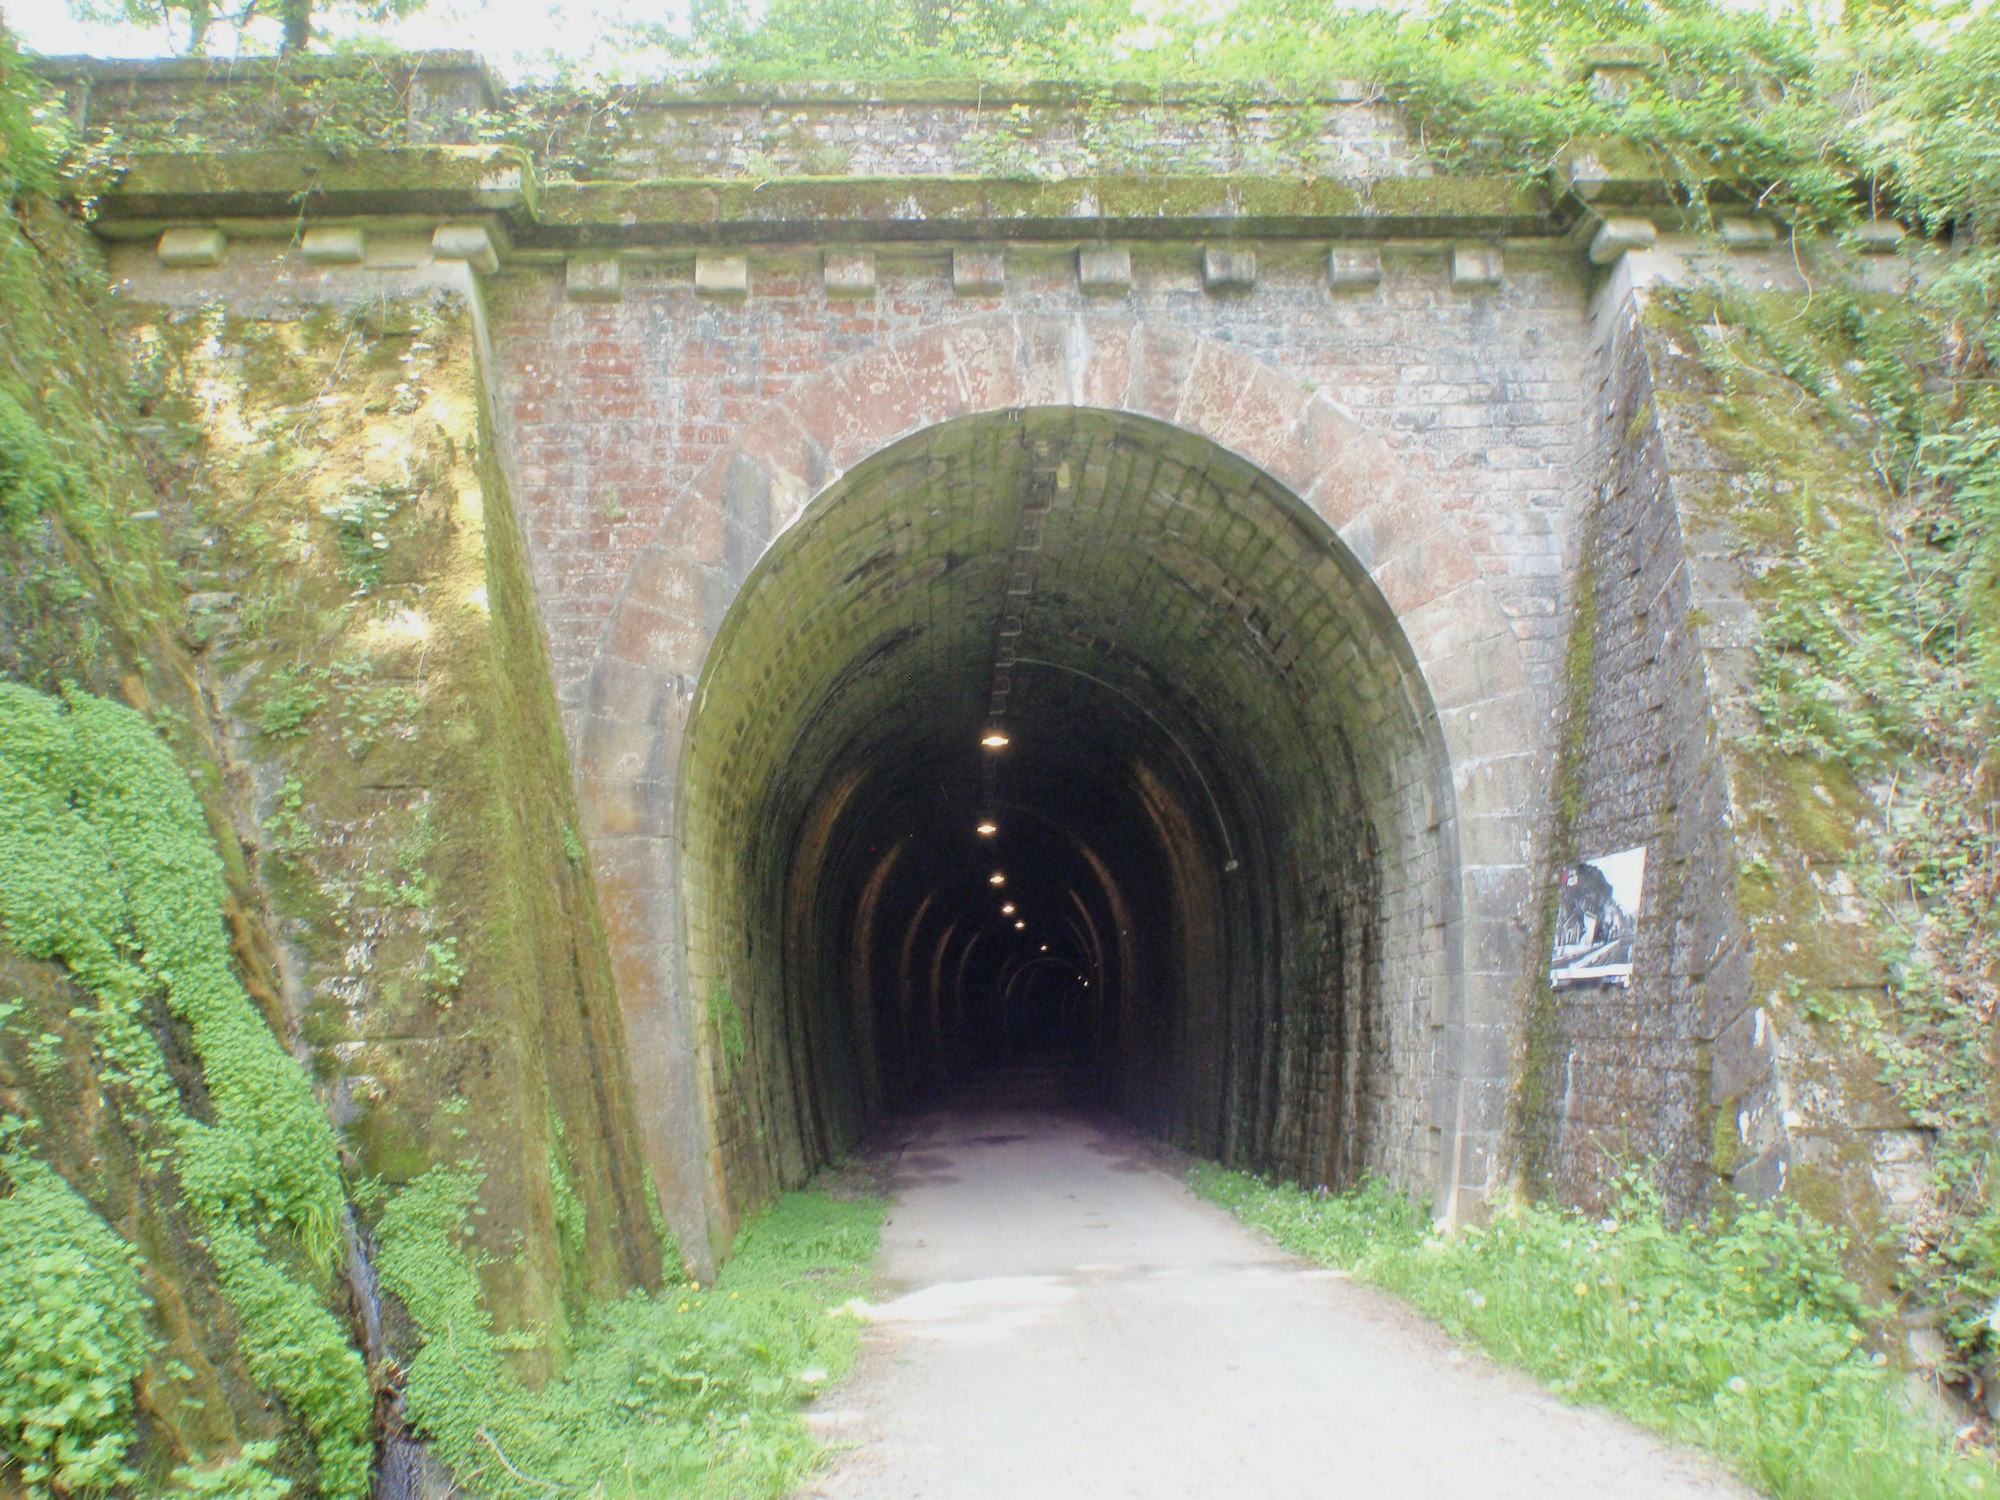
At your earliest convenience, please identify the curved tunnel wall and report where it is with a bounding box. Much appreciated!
[679,407,1456,1219]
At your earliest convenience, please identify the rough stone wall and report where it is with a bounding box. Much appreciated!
[102,260,669,1340]
[529,87,1430,182]
[1521,257,1782,1215]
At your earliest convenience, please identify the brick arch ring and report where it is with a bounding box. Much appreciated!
[577,312,1539,1256]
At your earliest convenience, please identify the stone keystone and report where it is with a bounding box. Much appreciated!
[953,247,1005,295]
[1718,217,1779,252]
[1588,216,1658,265]
[1077,246,1132,295]
[301,226,365,265]
[696,254,750,297]
[1328,247,1383,291]
[432,223,499,274]
[1202,247,1257,291]
[823,249,877,298]
[1450,245,1504,289]
[567,255,623,302]
[157,227,225,267]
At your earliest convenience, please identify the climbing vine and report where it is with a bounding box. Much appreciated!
[0,681,371,1497]
[0,1156,151,1497]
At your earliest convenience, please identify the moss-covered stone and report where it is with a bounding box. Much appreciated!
[121,288,662,1388]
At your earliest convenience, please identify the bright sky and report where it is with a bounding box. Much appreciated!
[3,0,690,77]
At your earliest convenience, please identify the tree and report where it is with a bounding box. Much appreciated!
[681,0,1137,76]
[67,0,426,56]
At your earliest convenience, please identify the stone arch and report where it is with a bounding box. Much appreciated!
[578,314,1537,1266]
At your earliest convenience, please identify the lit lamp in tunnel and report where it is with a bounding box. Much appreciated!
[1014,920,1027,931]
[980,729,1010,749]
[975,819,998,837]
[1040,944,1049,952]
[1000,902,1016,916]
[988,871,1006,887]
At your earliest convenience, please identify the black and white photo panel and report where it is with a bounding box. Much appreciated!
[1550,845,1647,989]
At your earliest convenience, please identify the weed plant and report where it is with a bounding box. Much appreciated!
[376,1176,883,1500]
[1194,1164,1995,1500]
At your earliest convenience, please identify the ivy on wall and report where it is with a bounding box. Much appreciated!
[0,682,371,1498]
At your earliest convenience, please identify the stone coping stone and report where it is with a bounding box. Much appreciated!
[94,146,533,230]
[89,155,1564,245]
[34,53,1378,110]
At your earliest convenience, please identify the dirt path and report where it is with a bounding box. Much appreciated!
[797,1074,1761,1500]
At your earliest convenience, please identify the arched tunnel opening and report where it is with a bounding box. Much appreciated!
[679,407,1459,1224]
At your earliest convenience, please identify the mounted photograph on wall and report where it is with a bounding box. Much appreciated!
[1550,846,1647,988]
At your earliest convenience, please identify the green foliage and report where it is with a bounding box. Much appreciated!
[654,0,2000,247]
[0,33,64,206]
[545,1106,588,1287]
[167,1440,297,1500]
[1194,1165,1995,1500]
[376,1169,881,1500]
[320,485,408,596]
[258,667,329,738]
[1670,275,2000,1392]
[0,682,370,1496]
[420,935,464,1000]
[64,0,428,60]
[0,388,79,540]
[671,0,1131,77]
[0,1155,150,1498]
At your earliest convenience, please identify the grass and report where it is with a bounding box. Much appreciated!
[379,1177,885,1500]
[1191,1164,1996,1500]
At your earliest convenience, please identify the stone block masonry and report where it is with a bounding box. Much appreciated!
[81,60,1842,1258]
[481,241,1586,725]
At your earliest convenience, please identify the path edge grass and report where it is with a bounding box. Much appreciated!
[1190,1163,1994,1500]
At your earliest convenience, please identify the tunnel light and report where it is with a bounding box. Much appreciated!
[1039,944,1049,953]
[1014,920,1027,931]
[1000,902,1016,915]
[988,872,1006,887]
[980,730,1011,749]
[976,820,999,837]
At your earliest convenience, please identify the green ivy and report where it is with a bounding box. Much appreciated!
[0,1155,151,1498]
[0,387,79,539]
[0,681,371,1496]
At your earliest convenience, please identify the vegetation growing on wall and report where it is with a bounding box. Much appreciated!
[0,681,371,1497]
[0,1156,151,1496]
[1648,270,2000,1404]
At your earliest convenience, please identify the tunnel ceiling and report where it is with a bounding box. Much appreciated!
[681,406,1454,1215]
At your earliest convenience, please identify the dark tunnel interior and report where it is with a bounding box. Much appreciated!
[678,408,1453,1220]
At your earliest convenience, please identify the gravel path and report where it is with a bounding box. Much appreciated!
[797,1073,1762,1500]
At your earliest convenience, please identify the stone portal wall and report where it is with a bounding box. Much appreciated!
[1521,258,1784,1215]
[78,57,1842,1255]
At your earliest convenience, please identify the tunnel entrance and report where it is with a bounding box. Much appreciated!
[679,407,1456,1221]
